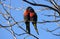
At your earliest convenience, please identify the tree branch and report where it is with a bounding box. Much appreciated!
[23,0,60,16]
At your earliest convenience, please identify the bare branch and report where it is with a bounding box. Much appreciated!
[41,27,60,36]
[15,33,27,36]
[0,1,39,39]
[0,1,24,11]
[23,0,60,16]
[48,0,59,9]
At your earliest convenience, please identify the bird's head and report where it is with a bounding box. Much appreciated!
[26,6,34,12]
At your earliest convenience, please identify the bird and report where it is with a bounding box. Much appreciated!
[24,7,39,35]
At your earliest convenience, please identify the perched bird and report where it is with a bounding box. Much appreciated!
[24,7,39,35]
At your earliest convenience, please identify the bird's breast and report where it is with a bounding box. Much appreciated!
[30,13,35,18]
[24,10,29,16]
[24,13,35,17]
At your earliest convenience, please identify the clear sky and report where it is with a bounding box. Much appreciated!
[0,0,60,39]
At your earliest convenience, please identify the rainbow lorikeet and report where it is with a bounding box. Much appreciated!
[24,7,39,35]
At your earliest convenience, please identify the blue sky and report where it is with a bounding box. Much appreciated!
[0,0,60,39]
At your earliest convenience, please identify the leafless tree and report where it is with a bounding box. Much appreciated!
[0,0,60,39]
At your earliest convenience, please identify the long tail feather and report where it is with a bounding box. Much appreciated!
[32,22,39,35]
[25,22,30,34]
[34,24,39,35]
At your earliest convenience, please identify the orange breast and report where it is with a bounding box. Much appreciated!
[24,10,35,17]
[24,10,29,16]
[30,12,35,17]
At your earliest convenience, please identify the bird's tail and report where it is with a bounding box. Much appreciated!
[25,22,30,34]
[33,23,39,35]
